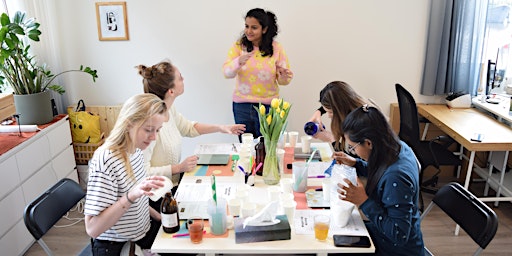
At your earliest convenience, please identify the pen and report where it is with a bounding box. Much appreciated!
[308,175,326,178]
[238,165,246,175]
[232,143,238,153]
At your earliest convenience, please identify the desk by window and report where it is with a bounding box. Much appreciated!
[417,104,512,204]
[151,142,375,255]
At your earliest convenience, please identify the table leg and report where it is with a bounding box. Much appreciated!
[457,151,476,236]
[495,151,510,207]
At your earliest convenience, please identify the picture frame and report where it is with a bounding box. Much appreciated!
[95,2,129,41]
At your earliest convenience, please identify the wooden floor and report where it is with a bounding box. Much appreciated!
[23,181,512,256]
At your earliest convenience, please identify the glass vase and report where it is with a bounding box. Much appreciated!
[263,138,280,185]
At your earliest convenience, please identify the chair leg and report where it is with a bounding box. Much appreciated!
[37,239,54,256]
[419,190,425,212]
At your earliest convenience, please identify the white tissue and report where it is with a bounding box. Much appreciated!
[242,201,281,228]
[0,125,39,133]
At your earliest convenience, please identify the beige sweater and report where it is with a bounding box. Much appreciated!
[144,105,200,187]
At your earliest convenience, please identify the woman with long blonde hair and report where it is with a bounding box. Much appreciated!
[84,93,169,256]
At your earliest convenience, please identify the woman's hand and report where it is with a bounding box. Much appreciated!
[314,130,335,143]
[276,65,293,80]
[176,155,198,173]
[239,51,253,66]
[332,151,357,166]
[338,177,368,206]
[308,110,324,128]
[221,124,246,135]
[130,176,166,200]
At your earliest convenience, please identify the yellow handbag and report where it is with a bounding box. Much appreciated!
[67,100,101,143]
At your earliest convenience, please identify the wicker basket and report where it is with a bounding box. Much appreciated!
[73,139,104,165]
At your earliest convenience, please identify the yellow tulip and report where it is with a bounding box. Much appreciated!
[259,105,266,115]
[282,101,290,110]
[271,98,279,109]
[266,114,272,125]
[280,110,285,118]
[276,107,281,113]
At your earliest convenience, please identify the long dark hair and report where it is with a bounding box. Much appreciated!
[342,105,401,195]
[239,8,278,57]
[319,81,366,150]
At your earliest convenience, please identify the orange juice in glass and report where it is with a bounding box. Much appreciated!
[188,217,204,244]
[314,215,330,241]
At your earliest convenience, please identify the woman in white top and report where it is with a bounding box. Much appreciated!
[136,60,245,207]
[84,93,169,256]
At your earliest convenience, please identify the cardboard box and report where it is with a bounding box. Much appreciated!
[0,93,15,121]
[234,215,291,244]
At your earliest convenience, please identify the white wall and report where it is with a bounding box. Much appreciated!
[30,0,444,157]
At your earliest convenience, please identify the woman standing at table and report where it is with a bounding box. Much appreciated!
[136,60,245,207]
[334,105,424,256]
[84,93,169,256]
[223,8,293,140]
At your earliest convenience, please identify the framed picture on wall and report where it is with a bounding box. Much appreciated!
[95,2,129,41]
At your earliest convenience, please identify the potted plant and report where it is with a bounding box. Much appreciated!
[0,11,98,125]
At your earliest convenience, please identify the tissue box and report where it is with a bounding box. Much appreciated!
[0,93,15,121]
[234,215,291,243]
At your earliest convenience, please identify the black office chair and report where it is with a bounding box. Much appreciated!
[420,182,498,256]
[24,178,86,256]
[395,83,462,210]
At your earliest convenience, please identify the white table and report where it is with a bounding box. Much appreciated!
[151,143,375,255]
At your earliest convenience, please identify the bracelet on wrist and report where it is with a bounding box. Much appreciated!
[125,191,135,204]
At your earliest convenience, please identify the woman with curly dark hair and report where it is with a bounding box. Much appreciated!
[223,8,293,140]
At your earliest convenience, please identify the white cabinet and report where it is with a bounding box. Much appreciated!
[0,116,77,255]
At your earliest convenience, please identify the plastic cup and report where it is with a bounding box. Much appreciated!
[282,200,297,222]
[267,186,281,202]
[292,162,308,192]
[241,203,256,218]
[228,198,241,217]
[276,148,286,176]
[331,200,355,228]
[148,176,173,201]
[322,178,331,201]
[280,178,294,194]
[288,131,299,148]
[301,135,312,153]
[187,217,204,243]
[207,198,227,235]
[314,214,330,241]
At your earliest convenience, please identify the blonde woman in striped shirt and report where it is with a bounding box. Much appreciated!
[84,93,169,256]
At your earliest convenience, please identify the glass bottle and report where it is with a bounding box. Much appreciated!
[255,136,266,176]
[304,121,325,136]
[161,192,180,233]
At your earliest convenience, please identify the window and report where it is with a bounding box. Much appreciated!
[483,0,512,93]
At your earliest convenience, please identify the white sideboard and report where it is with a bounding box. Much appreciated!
[0,116,77,256]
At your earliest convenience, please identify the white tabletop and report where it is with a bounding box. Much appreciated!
[151,142,375,255]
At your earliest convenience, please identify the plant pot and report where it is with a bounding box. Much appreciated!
[13,90,54,125]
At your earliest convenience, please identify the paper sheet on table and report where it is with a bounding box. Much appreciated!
[306,162,333,177]
[293,209,369,237]
[175,182,237,201]
[194,143,240,155]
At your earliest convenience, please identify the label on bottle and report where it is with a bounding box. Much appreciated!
[161,213,179,228]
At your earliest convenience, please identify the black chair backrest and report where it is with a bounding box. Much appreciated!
[23,178,85,240]
[432,182,498,249]
[395,83,421,149]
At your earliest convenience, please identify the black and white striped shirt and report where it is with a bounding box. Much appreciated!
[84,147,150,242]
